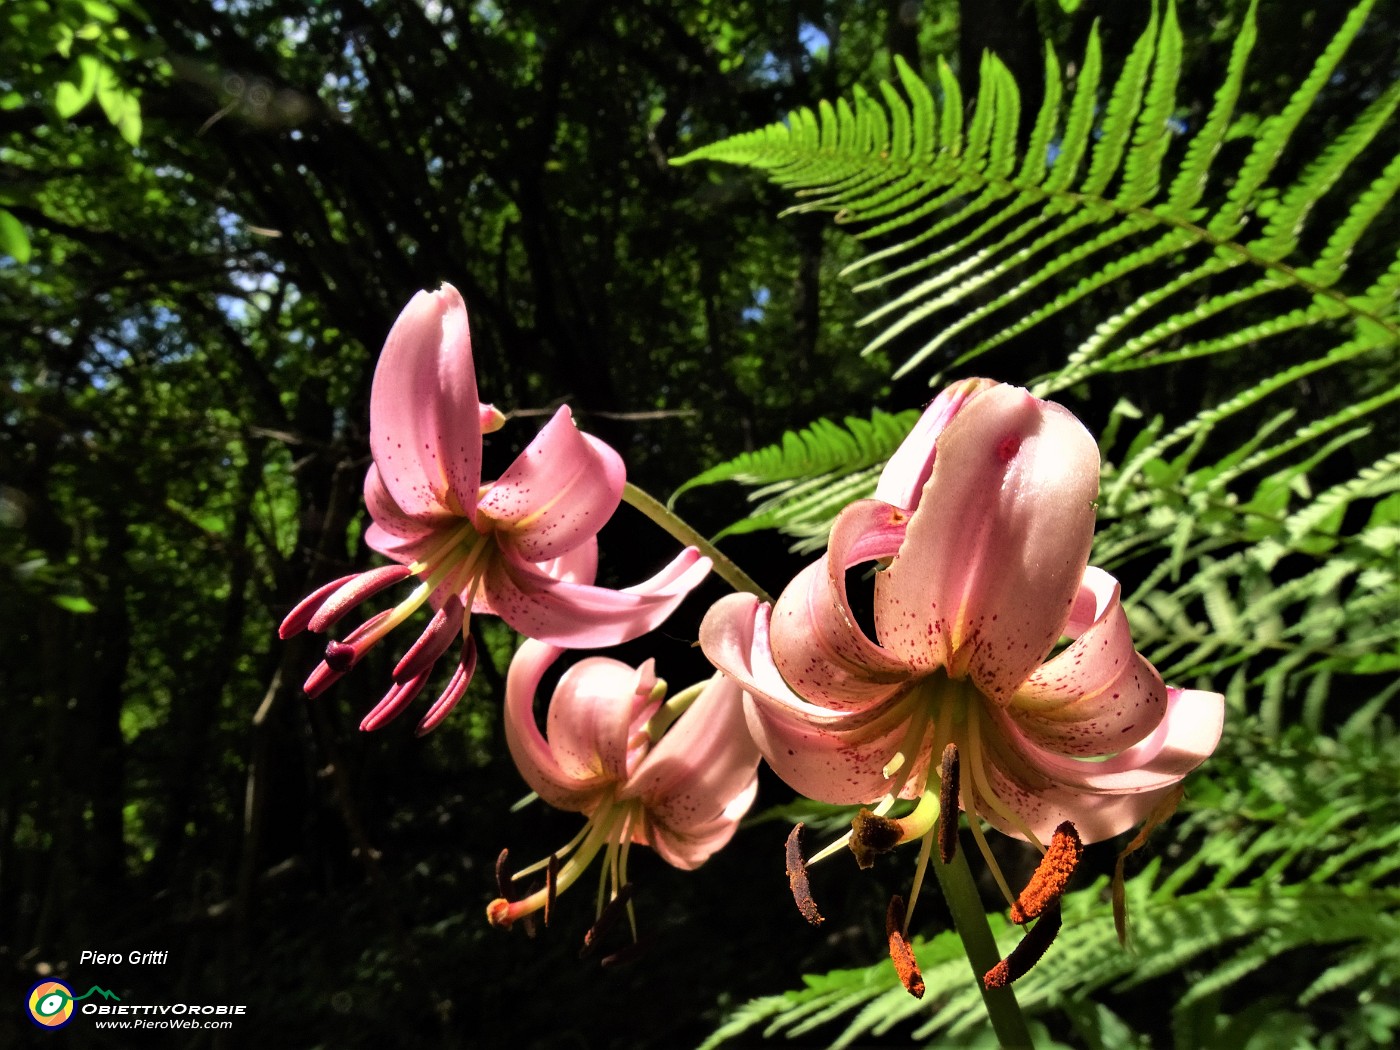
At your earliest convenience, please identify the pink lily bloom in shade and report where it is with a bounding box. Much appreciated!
[280,284,711,734]
[700,382,1224,983]
[487,640,761,932]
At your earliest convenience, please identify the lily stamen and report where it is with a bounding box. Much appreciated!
[580,883,636,957]
[984,902,1064,989]
[937,743,960,865]
[1011,821,1083,925]
[885,895,925,999]
[493,643,760,934]
[785,824,825,926]
[488,804,627,929]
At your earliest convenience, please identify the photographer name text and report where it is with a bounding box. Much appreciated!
[79,949,170,965]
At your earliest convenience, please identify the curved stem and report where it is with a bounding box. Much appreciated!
[932,835,1035,1049]
[622,482,771,602]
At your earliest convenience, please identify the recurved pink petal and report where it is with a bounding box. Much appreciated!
[502,640,611,813]
[533,538,599,587]
[622,675,760,847]
[976,687,1225,843]
[768,501,915,712]
[876,384,1099,703]
[546,653,660,785]
[484,546,710,648]
[875,378,997,512]
[369,284,484,521]
[701,594,927,804]
[643,778,760,871]
[363,463,449,558]
[477,406,626,563]
[471,539,600,615]
[750,694,931,805]
[1008,567,1166,756]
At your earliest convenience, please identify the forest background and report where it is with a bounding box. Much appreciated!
[3,0,1397,1047]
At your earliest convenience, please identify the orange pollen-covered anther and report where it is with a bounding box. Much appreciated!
[785,823,824,926]
[850,808,903,870]
[985,901,1063,989]
[1010,821,1083,925]
[885,895,925,999]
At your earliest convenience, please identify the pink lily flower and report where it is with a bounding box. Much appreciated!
[487,639,761,932]
[700,382,1224,938]
[280,285,711,734]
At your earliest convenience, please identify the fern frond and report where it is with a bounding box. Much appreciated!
[669,408,918,549]
[703,720,1400,1048]
[677,0,1398,539]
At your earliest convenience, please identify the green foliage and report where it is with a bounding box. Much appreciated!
[1092,397,1400,737]
[672,407,918,551]
[682,4,1400,1046]
[1,0,152,144]
[677,0,1396,387]
[675,0,1399,729]
[704,719,1400,1048]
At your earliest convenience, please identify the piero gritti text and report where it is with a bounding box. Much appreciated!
[80,949,170,965]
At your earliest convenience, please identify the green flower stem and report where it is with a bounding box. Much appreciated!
[622,482,771,603]
[932,839,1035,1049]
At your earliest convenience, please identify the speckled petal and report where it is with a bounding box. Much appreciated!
[643,778,760,871]
[363,463,448,558]
[876,384,1099,703]
[700,594,924,804]
[973,687,1225,844]
[477,406,625,563]
[622,674,761,869]
[769,500,915,712]
[368,285,484,520]
[1008,567,1167,756]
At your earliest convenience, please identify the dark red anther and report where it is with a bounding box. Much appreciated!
[580,883,636,959]
[544,853,559,927]
[938,742,960,865]
[495,849,512,900]
[415,636,477,736]
[785,824,824,926]
[360,670,431,732]
[985,901,1062,989]
[279,573,358,638]
[393,598,465,683]
[307,564,413,633]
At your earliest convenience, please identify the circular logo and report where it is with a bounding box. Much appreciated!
[27,980,75,1029]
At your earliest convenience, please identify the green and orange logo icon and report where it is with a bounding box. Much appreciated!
[27,981,121,1029]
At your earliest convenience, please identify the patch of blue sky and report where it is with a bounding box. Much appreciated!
[798,22,829,57]
[742,285,770,322]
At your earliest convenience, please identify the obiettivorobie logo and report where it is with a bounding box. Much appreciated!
[27,981,120,1030]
